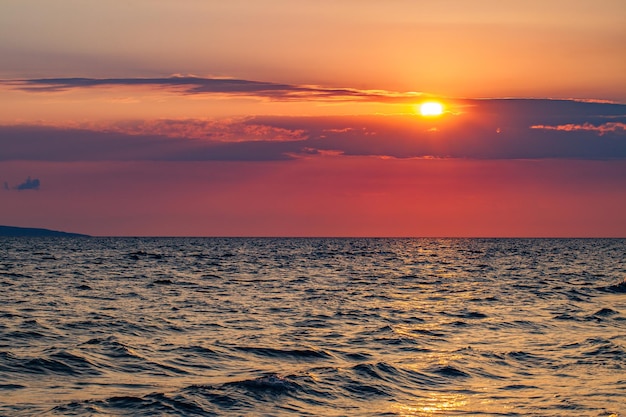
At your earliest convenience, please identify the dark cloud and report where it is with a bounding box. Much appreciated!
[14,176,40,190]
[0,125,187,161]
[2,76,422,103]
[0,99,624,162]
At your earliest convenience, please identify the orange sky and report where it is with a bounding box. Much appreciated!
[1,1,625,236]
[1,1,624,100]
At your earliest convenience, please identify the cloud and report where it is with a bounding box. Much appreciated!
[2,75,423,103]
[530,122,626,135]
[1,99,624,162]
[14,176,40,190]
[97,118,307,142]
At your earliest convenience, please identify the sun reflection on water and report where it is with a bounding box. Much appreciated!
[393,393,468,416]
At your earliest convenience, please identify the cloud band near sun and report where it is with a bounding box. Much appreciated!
[1,97,625,162]
[2,76,425,103]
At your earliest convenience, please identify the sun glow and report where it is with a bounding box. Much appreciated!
[418,101,444,117]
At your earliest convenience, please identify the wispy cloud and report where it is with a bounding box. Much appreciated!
[2,75,424,103]
[95,118,307,142]
[530,122,626,135]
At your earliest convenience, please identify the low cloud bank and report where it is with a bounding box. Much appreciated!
[0,99,624,162]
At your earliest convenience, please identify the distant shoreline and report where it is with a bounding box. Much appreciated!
[0,225,90,237]
[1,227,624,238]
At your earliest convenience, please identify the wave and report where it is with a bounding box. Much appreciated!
[2,237,626,416]
[0,350,101,377]
[50,373,317,415]
[602,279,626,293]
[51,393,206,416]
[427,364,471,378]
[233,346,332,360]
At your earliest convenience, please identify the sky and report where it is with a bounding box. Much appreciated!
[1,0,625,237]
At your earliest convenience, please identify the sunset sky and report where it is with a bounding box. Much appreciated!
[1,0,625,236]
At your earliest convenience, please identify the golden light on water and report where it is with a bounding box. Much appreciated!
[393,393,468,416]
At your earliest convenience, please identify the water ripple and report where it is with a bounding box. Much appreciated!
[0,237,624,416]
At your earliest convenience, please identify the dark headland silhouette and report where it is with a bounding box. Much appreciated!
[0,225,89,237]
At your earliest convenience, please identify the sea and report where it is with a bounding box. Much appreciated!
[0,237,624,417]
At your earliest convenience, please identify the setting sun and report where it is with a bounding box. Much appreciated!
[419,101,444,116]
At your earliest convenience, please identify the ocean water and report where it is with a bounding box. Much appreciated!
[0,238,624,417]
